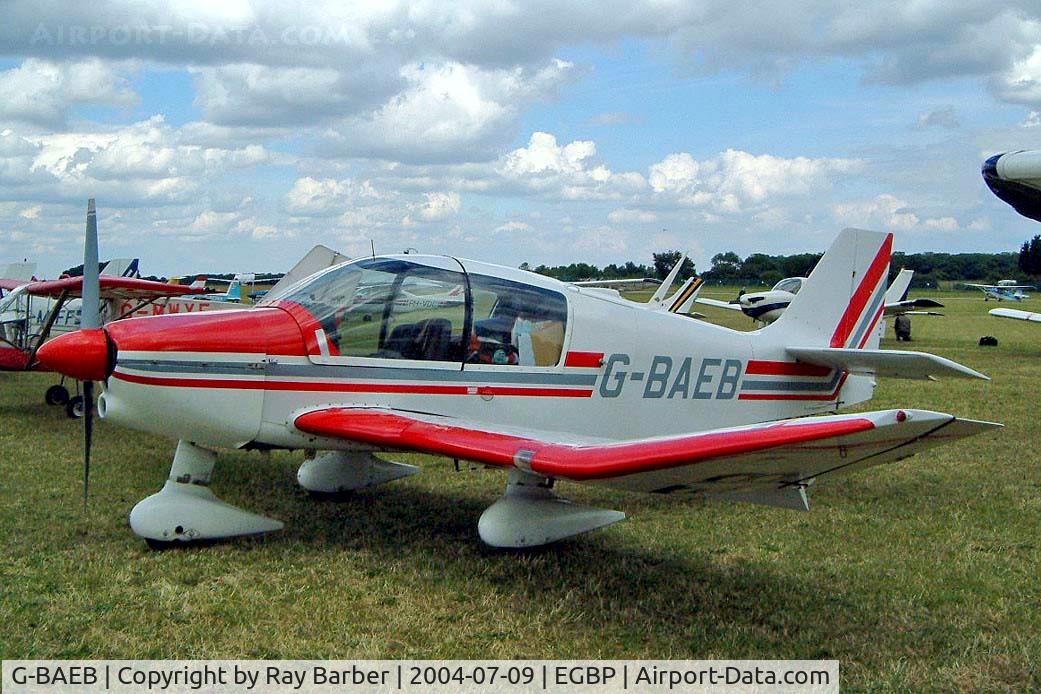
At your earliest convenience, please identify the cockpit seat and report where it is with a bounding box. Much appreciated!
[413,318,452,361]
[384,323,418,357]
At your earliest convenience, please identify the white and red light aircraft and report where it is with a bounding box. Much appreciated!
[39,202,999,549]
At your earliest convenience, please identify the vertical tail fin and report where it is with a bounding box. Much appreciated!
[884,268,913,304]
[649,253,687,305]
[768,228,892,349]
[189,276,207,290]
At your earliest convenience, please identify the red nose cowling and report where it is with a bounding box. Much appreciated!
[36,328,113,381]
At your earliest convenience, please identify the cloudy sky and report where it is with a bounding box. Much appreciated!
[1,1,1040,277]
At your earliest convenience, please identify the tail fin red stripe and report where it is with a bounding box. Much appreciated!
[830,233,892,347]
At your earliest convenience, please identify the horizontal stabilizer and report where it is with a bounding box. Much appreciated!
[787,347,988,380]
[884,298,944,315]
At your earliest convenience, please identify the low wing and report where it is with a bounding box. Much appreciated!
[990,307,1041,323]
[884,297,944,315]
[25,276,206,301]
[293,407,998,495]
[694,296,743,311]
[787,346,987,380]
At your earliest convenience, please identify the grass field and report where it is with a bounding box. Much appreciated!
[1,287,1039,691]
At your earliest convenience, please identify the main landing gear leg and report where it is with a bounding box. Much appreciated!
[478,469,625,548]
[130,440,283,548]
[297,451,418,498]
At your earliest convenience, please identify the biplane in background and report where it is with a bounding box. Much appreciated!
[1,244,348,415]
[0,272,214,415]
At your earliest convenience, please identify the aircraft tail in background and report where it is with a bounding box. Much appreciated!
[884,268,913,304]
[101,258,140,278]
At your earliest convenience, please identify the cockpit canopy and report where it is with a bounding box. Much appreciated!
[274,256,569,366]
[772,277,806,294]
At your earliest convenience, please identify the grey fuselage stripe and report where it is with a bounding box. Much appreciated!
[118,358,599,386]
[741,370,843,392]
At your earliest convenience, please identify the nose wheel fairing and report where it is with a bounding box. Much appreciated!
[130,440,283,545]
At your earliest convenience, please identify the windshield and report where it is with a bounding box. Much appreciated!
[773,277,804,294]
[279,257,468,362]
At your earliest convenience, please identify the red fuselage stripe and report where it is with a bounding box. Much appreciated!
[830,233,893,347]
[112,371,593,397]
[564,351,604,368]
[745,360,832,377]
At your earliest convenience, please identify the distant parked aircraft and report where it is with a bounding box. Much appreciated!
[965,281,1035,302]
[696,269,943,326]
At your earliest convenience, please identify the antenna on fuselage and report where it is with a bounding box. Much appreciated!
[370,240,376,258]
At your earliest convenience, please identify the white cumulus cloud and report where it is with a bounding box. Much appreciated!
[0,59,138,128]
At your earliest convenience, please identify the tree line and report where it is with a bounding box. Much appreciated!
[527,247,1027,288]
[63,238,1039,288]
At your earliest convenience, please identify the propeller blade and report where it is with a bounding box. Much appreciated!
[83,379,93,511]
[81,198,100,512]
[82,199,100,330]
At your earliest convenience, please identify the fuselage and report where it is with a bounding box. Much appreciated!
[984,287,1028,302]
[95,255,869,450]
